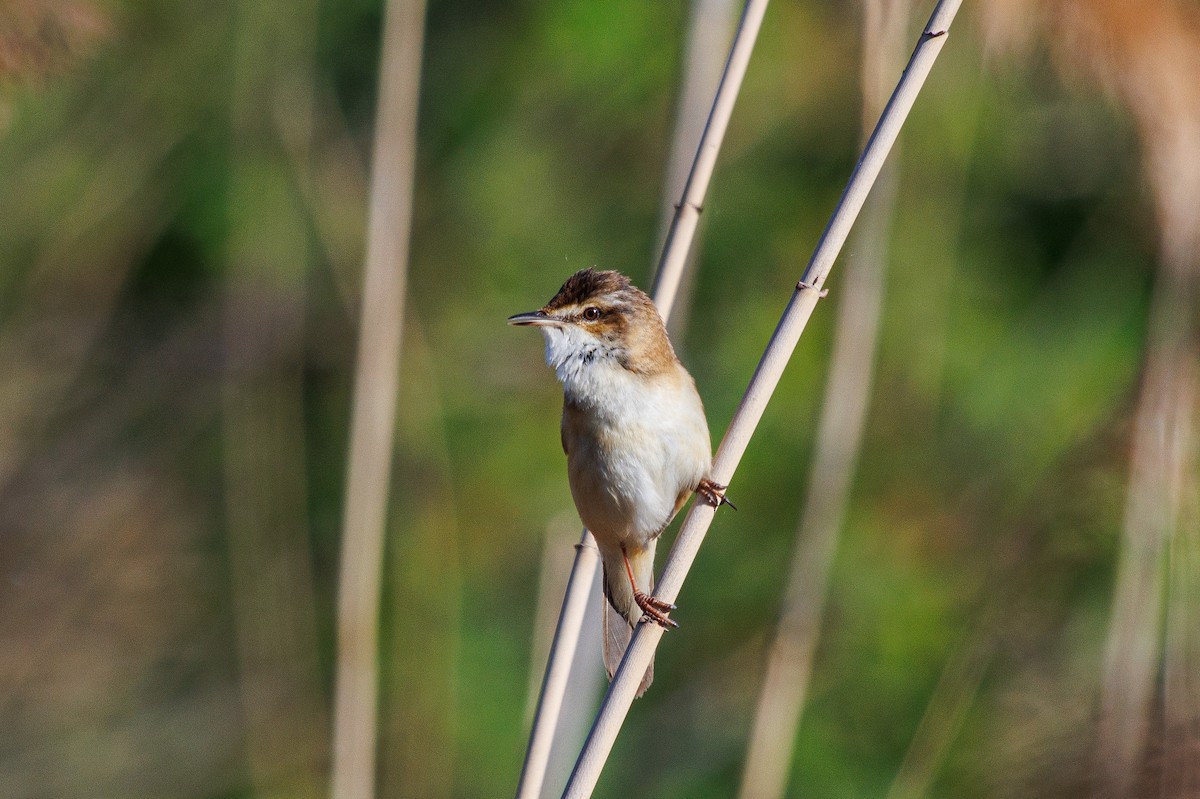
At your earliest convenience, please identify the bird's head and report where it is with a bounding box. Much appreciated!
[508,268,676,380]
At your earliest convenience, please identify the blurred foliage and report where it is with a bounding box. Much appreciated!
[0,0,1166,798]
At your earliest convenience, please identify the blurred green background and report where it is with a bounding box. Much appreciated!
[0,1,1175,798]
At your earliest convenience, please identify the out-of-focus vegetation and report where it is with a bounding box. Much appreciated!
[0,0,1191,798]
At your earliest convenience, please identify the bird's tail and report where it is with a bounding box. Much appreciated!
[600,540,656,698]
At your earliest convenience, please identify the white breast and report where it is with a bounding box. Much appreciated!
[544,327,712,547]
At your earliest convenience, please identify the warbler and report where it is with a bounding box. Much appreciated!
[509,268,730,695]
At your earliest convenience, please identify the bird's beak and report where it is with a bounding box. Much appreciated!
[507,310,561,327]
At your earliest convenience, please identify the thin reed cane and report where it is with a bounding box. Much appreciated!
[516,531,601,799]
[561,2,964,795]
[650,0,771,319]
[330,0,428,797]
[524,515,590,724]
[514,0,767,795]
[1096,265,1198,792]
[656,0,739,342]
[737,2,910,796]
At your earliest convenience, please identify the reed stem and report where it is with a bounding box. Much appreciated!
[562,2,964,794]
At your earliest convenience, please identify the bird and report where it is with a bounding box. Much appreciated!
[509,267,732,696]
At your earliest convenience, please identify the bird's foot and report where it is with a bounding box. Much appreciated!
[634,591,679,629]
[697,478,737,510]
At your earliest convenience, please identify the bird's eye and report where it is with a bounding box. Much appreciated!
[582,306,601,321]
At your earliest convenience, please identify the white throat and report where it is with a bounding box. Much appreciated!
[541,326,622,403]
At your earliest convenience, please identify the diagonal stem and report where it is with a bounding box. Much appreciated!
[515,531,601,799]
[514,0,763,795]
[561,1,964,795]
[737,1,910,795]
[650,0,772,322]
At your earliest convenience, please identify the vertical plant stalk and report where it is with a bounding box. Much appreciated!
[515,0,759,796]
[222,4,327,797]
[562,2,964,795]
[737,3,909,797]
[1097,265,1198,794]
[331,0,428,796]
[1093,5,1200,784]
[1161,372,1199,797]
[977,1,1200,790]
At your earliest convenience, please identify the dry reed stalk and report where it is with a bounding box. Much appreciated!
[533,595,605,799]
[1095,11,1200,790]
[525,514,588,723]
[561,2,964,795]
[521,7,739,781]
[522,548,605,799]
[330,0,428,796]
[1159,356,1199,798]
[656,0,737,238]
[737,2,909,796]
[514,0,760,795]
[222,4,327,796]
[522,516,606,793]
[656,0,738,342]
[649,0,771,318]
[978,0,1200,789]
[1100,69,1200,799]
[516,532,602,799]
[1099,271,1197,793]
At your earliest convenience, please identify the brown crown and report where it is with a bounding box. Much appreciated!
[544,268,635,310]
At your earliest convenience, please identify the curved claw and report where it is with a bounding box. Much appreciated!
[635,591,679,629]
[697,478,736,510]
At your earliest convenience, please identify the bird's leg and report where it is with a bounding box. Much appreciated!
[623,547,678,629]
[696,478,737,510]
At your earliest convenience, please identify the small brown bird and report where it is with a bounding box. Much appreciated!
[509,268,731,696]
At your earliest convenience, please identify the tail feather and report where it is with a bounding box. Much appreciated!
[600,541,656,698]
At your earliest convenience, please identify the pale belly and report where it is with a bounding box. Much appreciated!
[563,374,711,549]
